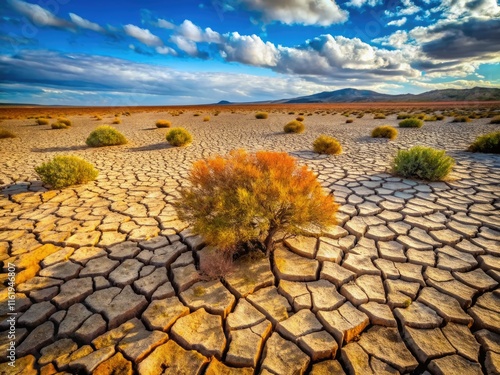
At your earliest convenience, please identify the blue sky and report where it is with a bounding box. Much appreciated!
[0,0,499,105]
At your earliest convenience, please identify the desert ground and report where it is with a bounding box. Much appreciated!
[0,103,499,374]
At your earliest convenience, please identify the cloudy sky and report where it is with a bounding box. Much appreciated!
[0,0,499,105]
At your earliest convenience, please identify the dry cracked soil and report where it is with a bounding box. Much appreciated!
[0,108,499,375]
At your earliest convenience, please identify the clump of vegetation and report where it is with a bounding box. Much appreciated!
[436,114,445,120]
[424,115,437,121]
[284,120,305,133]
[112,117,121,124]
[51,122,68,129]
[193,113,201,117]
[468,131,500,154]
[0,128,16,138]
[374,113,386,119]
[296,116,305,122]
[415,113,426,120]
[166,127,192,147]
[346,118,354,123]
[371,125,398,140]
[156,120,171,128]
[393,146,455,181]
[57,117,71,126]
[175,150,338,255]
[399,118,423,128]
[452,116,471,123]
[86,126,127,147]
[203,116,210,122]
[397,113,411,119]
[35,155,98,189]
[313,135,342,155]
[489,115,500,124]
[255,112,269,119]
[36,118,49,125]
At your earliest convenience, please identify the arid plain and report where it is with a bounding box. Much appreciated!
[1,103,499,375]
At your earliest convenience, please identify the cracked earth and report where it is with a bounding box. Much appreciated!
[0,108,499,374]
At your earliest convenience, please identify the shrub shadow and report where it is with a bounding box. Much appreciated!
[129,143,173,152]
[0,181,46,197]
[31,145,88,152]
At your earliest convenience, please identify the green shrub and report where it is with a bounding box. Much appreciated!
[489,115,500,124]
[86,125,127,147]
[255,112,268,119]
[36,118,49,125]
[313,135,342,155]
[0,128,16,138]
[393,146,455,181]
[156,120,171,128]
[166,127,192,146]
[35,155,98,189]
[284,120,305,134]
[371,125,398,140]
[374,113,386,119]
[346,119,354,123]
[175,150,338,254]
[51,122,68,129]
[452,116,471,123]
[468,131,500,154]
[399,118,423,128]
[57,117,71,126]
[397,113,411,119]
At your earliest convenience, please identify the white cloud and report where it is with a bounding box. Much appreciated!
[177,20,221,43]
[156,46,177,55]
[385,0,421,17]
[69,13,105,33]
[387,17,407,27]
[7,0,73,29]
[345,0,381,8]
[412,79,500,90]
[170,35,199,56]
[157,18,175,29]
[220,32,279,67]
[373,30,409,48]
[236,0,348,26]
[123,24,163,47]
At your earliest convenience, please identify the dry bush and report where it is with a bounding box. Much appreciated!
[86,126,127,147]
[166,127,192,146]
[156,120,171,128]
[35,155,98,189]
[452,116,471,123]
[36,118,49,125]
[112,117,121,124]
[468,131,500,154]
[296,116,305,122]
[203,116,210,122]
[57,117,71,126]
[374,113,386,119]
[198,248,233,279]
[346,118,354,123]
[393,146,454,181]
[399,118,423,128]
[284,120,305,133]
[255,112,268,119]
[51,122,68,129]
[0,128,16,138]
[371,125,398,140]
[313,135,342,155]
[175,150,338,255]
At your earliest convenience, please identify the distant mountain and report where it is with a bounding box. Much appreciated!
[270,87,500,104]
[217,100,232,105]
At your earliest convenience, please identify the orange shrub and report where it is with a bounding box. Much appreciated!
[175,150,338,255]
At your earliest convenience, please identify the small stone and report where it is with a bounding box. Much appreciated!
[171,308,226,359]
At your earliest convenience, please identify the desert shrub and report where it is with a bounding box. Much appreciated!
[51,122,68,129]
[112,117,121,124]
[284,120,305,133]
[255,112,268,119]
[203,116,210,122]
[393,146,455,181]
[415,113,426,120]
[296,116,305,122]
[452,116,471,123]
[36,118,49,125]
[95,115,102,121]
[288,111,295,115]
[346,119,354,123]
[399,118,423,128]
[175,150,338,254]
[371,125,398,140]
[0,128,16,138]
[86,126,127,147]
[156,120,171,128]
[35,155,98,189]
[424,115,437,121]
[166,127,192,146]
[313,135,342,155]
[436,114,445,120]
[397,113,411,119]
[357,113,364,118]
[489,115,500,124]
[468,131,500,154]
[57,117,71,126]
[374,113,386,119]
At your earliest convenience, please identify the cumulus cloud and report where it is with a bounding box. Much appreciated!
[157,18,175,29]
[177,20,221,43]
[69,13,105,33]
[345,0,381,8]
[387,17,407,27]
[220,32,279,67]
[7,0,73,29]
[235,0,348,26]
[123,24,163,47]
[373,30,409,48]
[385,0,421,17]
